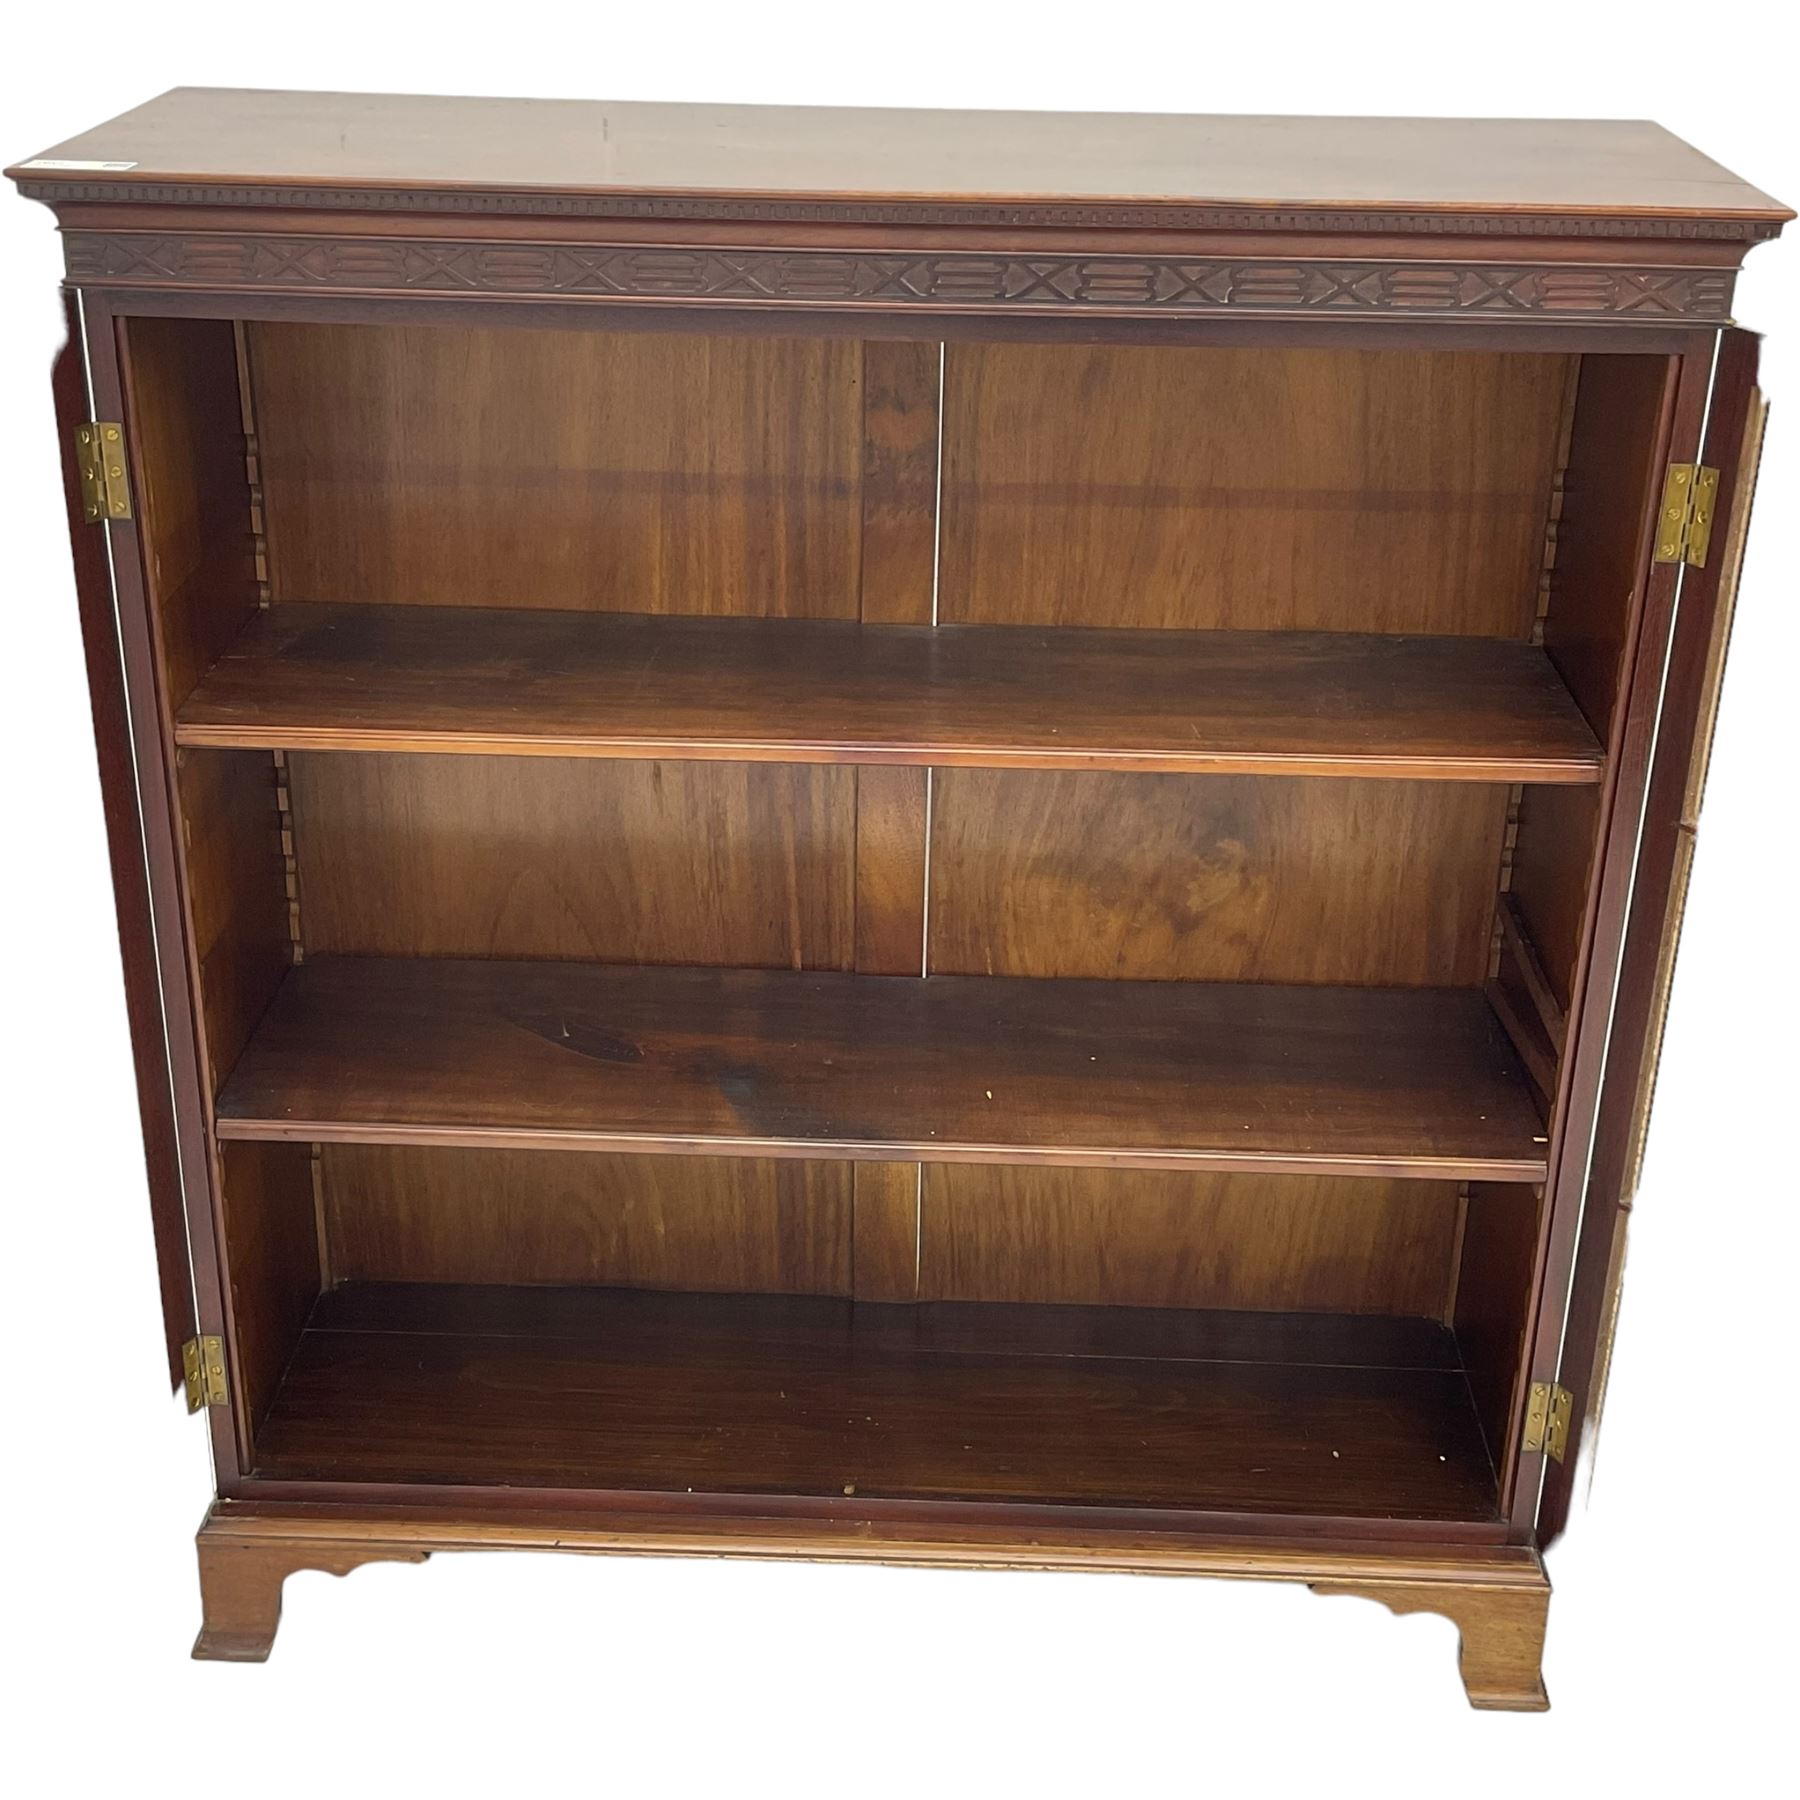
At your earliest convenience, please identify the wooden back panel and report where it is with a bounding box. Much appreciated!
[939,345,1572,634]
[313,1150,1460,1318]
[320,1145,850,1296]
[246,323,869,616]
[929,770,1510,986]
[287,751,856,970]
[918,1167,1462,1317]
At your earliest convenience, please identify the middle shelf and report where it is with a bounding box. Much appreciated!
[214,958,1550,1180]
[174,603,1606,783]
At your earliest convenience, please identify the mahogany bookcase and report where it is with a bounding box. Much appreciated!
[10,91,1788,1709]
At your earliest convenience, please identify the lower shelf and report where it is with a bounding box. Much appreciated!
[251,1283,1500,1522]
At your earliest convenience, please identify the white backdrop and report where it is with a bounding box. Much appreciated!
[2,8,1792,1790]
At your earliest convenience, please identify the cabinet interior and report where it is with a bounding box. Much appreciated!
[124,314,1673,1529]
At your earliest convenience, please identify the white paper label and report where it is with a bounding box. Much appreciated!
[21,158,140,172]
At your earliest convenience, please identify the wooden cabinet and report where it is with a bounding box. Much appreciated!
[10,91,1787,1707]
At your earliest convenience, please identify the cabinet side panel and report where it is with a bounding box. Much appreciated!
[247,322,864,617]
[939,345,1570,633]
[219,1140,321,1436]
[287,751,856,970]
[1542,355,1676,738]
[120,317,259,708]
[176,748,292,1091]
[320,1146,851,1296]
[1507,785,1602,1018]
[928,770,1509,985]
[1452,1182,1545,1489]
[919,1167,1461,1316]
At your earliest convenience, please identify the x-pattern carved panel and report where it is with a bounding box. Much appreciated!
[61,234,1737,322]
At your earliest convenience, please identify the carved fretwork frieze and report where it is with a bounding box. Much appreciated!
[61,233,1739,323]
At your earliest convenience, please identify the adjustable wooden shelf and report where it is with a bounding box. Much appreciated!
[11,90,1787,1709]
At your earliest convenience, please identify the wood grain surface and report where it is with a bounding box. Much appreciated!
[928,771,1512,986]
[176,604,1604,782]
[213,956,1549,1179]
[247,323,864,615]
[175,747,291,1090]
[15,92,1787,223]
[286,751,856,968]
[319,1144,851,1294]
[916,1167,1463,1316]
[121,315,260,709]
[939,346,1571,636]
[249,1282,1500,1519]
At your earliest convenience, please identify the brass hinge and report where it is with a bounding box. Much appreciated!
[74,419,133,523]
[1652,462,1719,568]
[1522,1381,1574,1462]
[181,1335,229,1412]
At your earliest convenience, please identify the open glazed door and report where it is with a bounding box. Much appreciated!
[1539,329,1768,1542]
[51,293,195,1385]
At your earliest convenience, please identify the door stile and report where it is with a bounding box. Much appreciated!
[79,292,247,1484]
[52,290,196,1387]
[1503,339,1716,1537]
[1535,329,1767,1543]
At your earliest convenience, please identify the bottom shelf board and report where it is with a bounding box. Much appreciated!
[252,1284,1499,1522]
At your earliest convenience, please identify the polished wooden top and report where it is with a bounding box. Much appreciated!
[10,89,1789,229]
